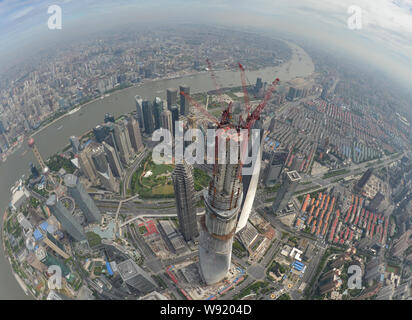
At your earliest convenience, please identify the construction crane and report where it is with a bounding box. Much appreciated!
[180,91,220,126]
[239,77,280,131]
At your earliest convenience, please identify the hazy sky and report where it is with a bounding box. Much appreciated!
[1,0,412,89]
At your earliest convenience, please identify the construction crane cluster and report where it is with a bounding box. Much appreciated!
[181,60,280,133]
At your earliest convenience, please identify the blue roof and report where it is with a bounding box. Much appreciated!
[40,221,49,231]
[294,260,305,267]
[106,261,113,276]
[293,264,303,271]
[33,229,43,241]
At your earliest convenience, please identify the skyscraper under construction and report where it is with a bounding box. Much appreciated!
[199,131,243,285]
[172,162,199,241]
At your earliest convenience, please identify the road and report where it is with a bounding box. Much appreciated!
[122,148,149,197]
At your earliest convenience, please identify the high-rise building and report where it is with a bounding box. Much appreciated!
[166,88,177,111]
[170,105,179,136]
[46,194,86,242]
[42,230,70,259]
[271,170,302,214]
[255,77,263,94]
[199,131,243,285]
[264,149,289,187]
[160,110,173,132]
[64,174,102,224]
[90,145,120,193]
[102,141,123,178]
[236,120,264,233]
[135,95,144,130]
[126,116,144,153]
[114,122,133,165]
[172,163,199,241]
[78,144,99,185]
[93,125,107,143]
[69,136,80,154]
[153,97,164,130]
[142,100,155,135]
[117,259,158,294]
[179,85,190,116]
[104,113,115,123]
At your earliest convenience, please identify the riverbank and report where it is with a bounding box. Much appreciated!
[1,209,32,298]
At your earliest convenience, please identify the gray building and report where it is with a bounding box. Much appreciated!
[160,109,173,132]
[170,105,180,136]
[117,259,158,294]
[272,170,302,214]
[142,100,155,134]
[153,97,164,130]
[102,141,123,178]
[236,120,264,232]
[199,136,243,285]
[90,145,119,193]
[46,194,86,242]
[135,95,144,130]
[64,174,102,224]
[172,163,199,241]
[126,116,144,153]
[113,121,133,165]
[166,88,177,111]
[69,136,80,154]
[264,149,288,187]
[179,85,190,116]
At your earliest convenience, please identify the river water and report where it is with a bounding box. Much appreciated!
[0,41,314,299]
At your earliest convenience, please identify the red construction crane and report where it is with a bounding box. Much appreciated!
[239,77,280,131]
[180,91,220,126]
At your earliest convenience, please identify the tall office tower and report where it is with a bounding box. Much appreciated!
[78,145,99,185]
[271,170,302,214]
[142,100,155,135]
[160,110,173,132]
[153,97,164,130]
[236,120,264,233]
[46,194,86,242]
[90,145,120,193]
[114,122,132,165]
[126,116,144,153]
[170,105,179,136]
[30,162,40,178]
[104,113,115,123]
[255,77,263,94]
[135,95,144,130]
[199,131,243,285]
[264,149,289,187]
[93,125,107,143]
[166,88,177,111]
[117,259,158,294]
[172,163,199,241]
[64,174,102,224]
[69,136,80,154]
[102,141,123,178]
[179,85,190,116]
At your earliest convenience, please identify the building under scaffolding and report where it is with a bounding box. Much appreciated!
[199,129,243,285]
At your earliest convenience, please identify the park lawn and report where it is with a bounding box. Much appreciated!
[151,184,175,196]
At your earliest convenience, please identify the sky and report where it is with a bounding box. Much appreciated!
[1,0,412,89]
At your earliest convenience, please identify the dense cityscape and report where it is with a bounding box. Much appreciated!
[0,1,412,305]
